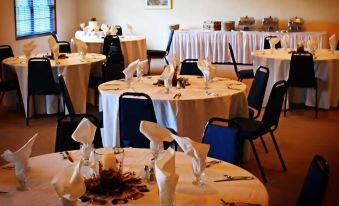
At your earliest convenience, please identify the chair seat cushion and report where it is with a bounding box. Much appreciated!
[232,117,267,139]
[147,49,166,57]
[238,69,254,80]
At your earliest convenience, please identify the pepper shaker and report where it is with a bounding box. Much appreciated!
[148,167,156,184]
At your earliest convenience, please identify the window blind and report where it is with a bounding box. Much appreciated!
[15,0,56,39]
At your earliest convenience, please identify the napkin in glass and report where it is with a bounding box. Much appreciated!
[307,37,318,53]
[160,64,175,82]
[1,133,38,190]
[101,24,109,35]
[71,118,96,159]
[123,59,140,80]
[329,34,337,51]
[269,37,280,49]
[197,59,211,81]
[75,38,88,56]
[139,121,173,155]
[137,59,148,78]
[155,148,179,206]
[127,23,133,35]
[51,161,86,206]
[172,53,180,70]
[282,35,289,49]
[170,134,210,179]
[22,41,37,59]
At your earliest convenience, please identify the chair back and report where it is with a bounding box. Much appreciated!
[58,75,76,116]
[50,32,59,42]
[228,43,239,76]
[55,115,103,152]
[261,80,287,131]
[247,66,270,119]
[103,35,122,56]
[28,57,58,95]
[297,155,329,206]
[115,25,122,36]
[119,92,157,148]
[59,42,71,53]
[165,30,175,55]
[102,58,125,82]
[202,117,242,164]
[180,59,203,76]
[288,52,316,88]
[264,36,282,49]
[0,45,14,78]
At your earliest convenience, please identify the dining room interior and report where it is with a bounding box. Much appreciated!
[0,0,338,206]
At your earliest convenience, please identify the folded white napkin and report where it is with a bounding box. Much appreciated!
[172,53,180,70]
[127,24,133,34]
[269,37,280,49]
[123,59,140,80]
[22,41,37,58]
[282,35,289,49]
[1,133,38,190]
[170,134,210,177]
[160,64,175,82]
[75,38,88,55]
[51,161,86,205]
[329,34,337,51]
[110,26,118,35]
[197,59,211,81]
[307,37,318,52]
[137,59,148,78]
[72,118,96,157]
[101,24,109,35]
[139,121,173,150]
[155,148,179,206]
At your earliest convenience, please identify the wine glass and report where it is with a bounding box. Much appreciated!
[137,66,143,82]
[192,159,205,186]
[164,79,170,94]
[150,142,164,162]
[203,71,210,90]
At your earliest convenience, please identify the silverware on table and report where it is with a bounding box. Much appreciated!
[173,93,181,99]
[226,86,241,91]
[206,160,222,168]
[214,175,254,182]
[64,151,74,163]
[0,191,8,194]
[220,198,261,206]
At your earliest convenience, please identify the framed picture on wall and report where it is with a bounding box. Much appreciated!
[145,0,172,9]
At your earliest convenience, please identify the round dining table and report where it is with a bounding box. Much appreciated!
[252,49,339,109]
[2,53,106,117]
[75,31,147,71]
[99,75,249,147]
[0,148,269,206]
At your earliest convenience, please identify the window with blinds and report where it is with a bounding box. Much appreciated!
[15,0,56,39]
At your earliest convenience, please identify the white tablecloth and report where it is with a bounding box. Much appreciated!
[252,49,339,109]
[75,31,147,70]
[2,53,106,117]
[170,30,328,64]
[99,75,248,147]
[0,148,269,206]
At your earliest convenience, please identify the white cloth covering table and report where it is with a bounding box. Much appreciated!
[252,49,339,109]
[99,75,248,147]
[75,31,147,71]
[2,53,106,117]
[170,30,328,64]
[0,148,269,206]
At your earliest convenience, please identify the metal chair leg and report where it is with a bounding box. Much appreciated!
[260,135,269,153]
[270,131,287,171]
[147,56,151,75]
[284,89,288,117]
[26,96,29,126]
[164,57,169,65]
[249,139,267,183]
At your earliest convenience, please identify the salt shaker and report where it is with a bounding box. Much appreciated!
[148,167,156,184]
[143,165,150,181]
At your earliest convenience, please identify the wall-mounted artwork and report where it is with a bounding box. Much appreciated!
[145,0,172,9]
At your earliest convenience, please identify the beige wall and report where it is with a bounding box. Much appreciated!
[76,0,339,49]
[0,0,78,55]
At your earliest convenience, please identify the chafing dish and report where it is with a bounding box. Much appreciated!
[203,21,221,31]
[262,16,279,32]
[238,16,255,31]
[223,21,235,31]
[288,17,304,32]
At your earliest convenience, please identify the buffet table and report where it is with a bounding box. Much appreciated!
[99,75,248,147]
[170,30,328,64]
[252,49,339,109]
[2,53,106,117]
[0,148,269,206]
[75,31,147,69]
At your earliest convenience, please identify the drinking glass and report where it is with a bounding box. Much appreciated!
[126,77,132,89]
[113,147,125,172]
[164,79,170,94]
[80,143,93,165]
[192,159,205,186]
[203,74,209,90]
[137,66,143,82]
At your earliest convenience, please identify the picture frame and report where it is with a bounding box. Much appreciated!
[145,0,172,9]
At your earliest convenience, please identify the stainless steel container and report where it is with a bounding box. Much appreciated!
[238,16,255,31]
[262,16,279,32]
[288,17,304,32]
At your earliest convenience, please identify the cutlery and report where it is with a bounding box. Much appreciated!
[227,86,241,91]
[206,160,222,168]
[64,151,74,163]
[1,165,14,170]
[214,175,254,182]
[0,191,8,194]
[173,93,181,99]
[220,199,261,206]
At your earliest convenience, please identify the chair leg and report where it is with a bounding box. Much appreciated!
[0,92,5,103]
[147,56,151,75]
[32,95,36,117]
[315,87,318,118]
[164,57,169,65]
[269,131,287,171]
[284,88,288,117]
[16,88,24,110]
[260,135,269,153]
[26,96,29,126]
[94,89,98,107]
[249,139,267,183]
